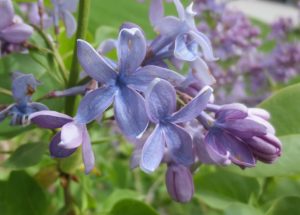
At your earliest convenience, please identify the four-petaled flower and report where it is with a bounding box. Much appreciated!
[140,78,212,172]
[0,72,48,125]
[76,27,183,138]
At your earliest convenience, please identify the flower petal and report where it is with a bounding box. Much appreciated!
[154,16,182,36]
[126,65,184,92]
[173,0,185,20]
[114,86,149,138]
[140,125,165,173]
[169,86,212,123]
[205,128,255,167]
[61,10,76,37]
[222,119,267,138]
[145,79,176,123]
[117,28,147,74]
[77,39,117,84]
[163,123,194,166]
[174,34,198,61]
[194,134,231,165]
[60,122,83,149]
[50,131,77,158]
[60,0,78,12]
[75,86,116,124]
[149,0,164,26]
[216,103,248,122]
[82,126,95,174]
[0,0,14,29]
[29,110,73,129]
[28,102,49,112]
[189,30,217,61]
[1,23,33,43]
[189,58,216,86]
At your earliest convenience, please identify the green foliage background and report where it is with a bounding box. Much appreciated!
[0,0,300,214]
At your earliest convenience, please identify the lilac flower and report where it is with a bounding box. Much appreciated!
[269,17,293,41]
[20,2,53,29]
[150,0,216,62]
[29,110,95,174]
[0,0,33,52]
[140,79,212,172]
[76,27,183,138]
[165,163,194,203]
[267,43,300,83]
[51,0,78,37]
[202,103,281,167]
[0,72,48,125]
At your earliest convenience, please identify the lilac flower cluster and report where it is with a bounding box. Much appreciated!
[0,0,33,56]
[1,0,282,203]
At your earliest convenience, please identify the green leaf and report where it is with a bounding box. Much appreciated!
[0,171,48,215]
[266,196,300,215]
[194,169,260,210]
[102,189,141,212]
[224,203,263,215]
[259,83,300,136]
[5,142,48,169]
[0,119,35,140]
[226,135,300,177]
[109,199,159,215]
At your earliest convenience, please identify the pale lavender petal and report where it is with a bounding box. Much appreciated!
[189,58,216,86]
[149,0,164,26]
[174,34,198,61]
[117,28,146,74]
[29,110,73,129]
[82,126,95,174]
[163,123,194,166]
[154,16,182,36]
[140,125,165,173]
[205,129,255,167]
[28,102,49,111]
[126,65,184,92]
[0,0,14,29]
[145,79,176,123]
[77,39,117,84]
[50,131,77,158]
[173,0,185,20]
[75,86,116,123]
[1,23,33,43]
[189,30,217,61]
[248,114,275,135]
[98,39,117,55]
[169,86,212,123]
[61,10,76,37]
[60,122,83,149]
[12,73,38,104]
[60,0,78,12]
[249,108,270,120]
[216,103,248,122]
[222,119,267,138]
[114,86,149,138]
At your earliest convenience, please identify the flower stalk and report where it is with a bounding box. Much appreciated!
[65,0,91,115]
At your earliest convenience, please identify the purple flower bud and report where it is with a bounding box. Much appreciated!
[165,164,194,203]
[204,103,281,168]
